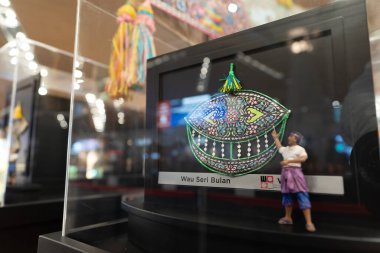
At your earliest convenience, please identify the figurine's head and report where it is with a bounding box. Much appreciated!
[288,131,303,146]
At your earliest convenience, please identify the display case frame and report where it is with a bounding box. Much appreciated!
[129,0,380,252]
[51,0,380,252]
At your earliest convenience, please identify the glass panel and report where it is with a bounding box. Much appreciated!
[368,0,380,142]
[1,39,74,205]
[0,41,17,206]
[63,0,140,235]
[65,0,380,252]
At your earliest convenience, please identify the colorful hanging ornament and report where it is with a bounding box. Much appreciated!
[201,3,224,34]
[185,63,291,176]
[176,0,187,12]
[277,0,294,9]
[107,0,157,98]
[10,102,28,165]
[106,2,137,99]
[128,0,157,89]
[13,102,24,120]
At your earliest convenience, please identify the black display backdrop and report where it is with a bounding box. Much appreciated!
[5,75,70,203]
[124,1,380,252]
[145,0,375,203]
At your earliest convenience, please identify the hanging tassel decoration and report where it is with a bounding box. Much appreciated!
[106,3,137,99]
[219,63,242,94]
[128,0,156,89]
[13,102,24,120]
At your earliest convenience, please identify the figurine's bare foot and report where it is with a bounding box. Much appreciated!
[278,217,293,225]
[305,223,316,232]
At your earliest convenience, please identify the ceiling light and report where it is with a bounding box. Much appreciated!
[74,60,82,68]
[5,9,16,19]
[290,40,313,54]
[57,114,65,121]
[332,100,341,108]
[10,57,17,65]
[25,52,34,61]
[60,121,68,129]
[8,40,17,48]
[74,69,83,78]
[0,0,10,7]
[85,93,96,104]
[4,11,19,28]
[118,118,125,125]
[228,3,238,13]
[5,18,19,28]
[38,86,48,96]
[97,107,105,114]
[74,83,80,90]
[20,42,31,51]
[40,68,48,77]
[16,32,26,39]
[8,48,18,56]
[28,61,38,71]
[96,99,105,109]
[113,98,124,108]
[117,112,124,118]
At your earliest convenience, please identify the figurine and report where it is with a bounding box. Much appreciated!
[271,129,316,232]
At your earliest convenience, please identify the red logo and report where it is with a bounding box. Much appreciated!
[260,175,274,189]
[157,101,171,128]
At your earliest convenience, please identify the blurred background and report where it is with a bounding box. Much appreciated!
[0,0,379,253]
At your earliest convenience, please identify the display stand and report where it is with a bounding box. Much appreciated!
[122,201,380,253]
[39,0,380,253]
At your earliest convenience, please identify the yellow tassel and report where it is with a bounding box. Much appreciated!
[13,102,23,120]
[106,3,137,99]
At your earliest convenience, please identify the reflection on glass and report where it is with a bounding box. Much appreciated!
[0,37,79,206]
[63,1,380,252]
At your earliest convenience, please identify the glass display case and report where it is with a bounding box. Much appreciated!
[0,36,79,252]
[0,38,75,205]
[0,39,17,206]
[49,0,380,252]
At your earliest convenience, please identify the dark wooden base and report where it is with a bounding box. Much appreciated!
[123,202,380,253]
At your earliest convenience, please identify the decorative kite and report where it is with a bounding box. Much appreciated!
[128,0,156,89]
[106,0,156,99]
[185,63,290,176]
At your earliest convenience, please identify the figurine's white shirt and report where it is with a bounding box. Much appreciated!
[279,145,307,167]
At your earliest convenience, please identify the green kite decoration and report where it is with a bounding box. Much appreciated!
[219,63,242,93]
[185,63,291,177]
